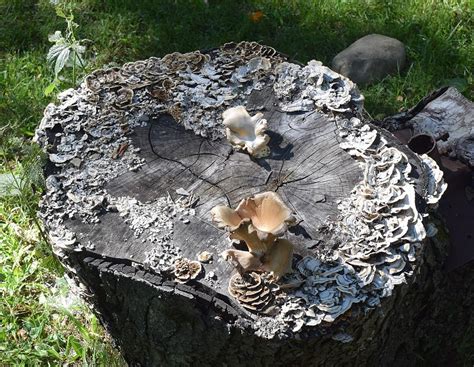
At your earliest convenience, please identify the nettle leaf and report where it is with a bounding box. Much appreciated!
[71,43,86,56]
[54,47,71,76]
[0,173,22,197]
[48,30,63,43]
[47,43,68,63]
[55,6,67,19]
[66,49,86,69]
[44,80,58,96]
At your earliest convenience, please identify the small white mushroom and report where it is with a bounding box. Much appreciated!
[222,106,270,157]
[197,251,213,263]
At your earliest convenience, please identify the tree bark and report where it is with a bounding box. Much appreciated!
[65,219,467,367]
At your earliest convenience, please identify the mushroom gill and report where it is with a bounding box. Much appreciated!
[211,192,295,248]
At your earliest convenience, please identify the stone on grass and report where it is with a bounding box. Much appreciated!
[332,34,406,86]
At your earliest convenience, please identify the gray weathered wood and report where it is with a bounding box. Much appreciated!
[67,87,362,298]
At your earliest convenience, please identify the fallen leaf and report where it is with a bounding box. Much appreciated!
[249,10,264,23]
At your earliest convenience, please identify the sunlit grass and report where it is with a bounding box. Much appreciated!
[0,194,125,365]
[0,0,472,365]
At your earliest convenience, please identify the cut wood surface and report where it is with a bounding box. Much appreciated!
[68,87,362,298]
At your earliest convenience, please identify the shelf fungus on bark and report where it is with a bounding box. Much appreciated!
[173,257,202,283]
[222,106,270,157]
[228,272,277,314]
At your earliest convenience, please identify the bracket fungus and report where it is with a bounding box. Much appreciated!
[228,272,277,314]
[222,106,270,157]
[173,257,202,283]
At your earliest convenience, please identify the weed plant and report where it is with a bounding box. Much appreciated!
[0,0,472,365]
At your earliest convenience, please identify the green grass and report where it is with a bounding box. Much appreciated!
[0,0,472,365]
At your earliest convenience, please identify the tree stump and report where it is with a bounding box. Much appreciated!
[35,42,447,366]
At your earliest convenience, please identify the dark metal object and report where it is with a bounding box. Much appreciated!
[407,133,442,166]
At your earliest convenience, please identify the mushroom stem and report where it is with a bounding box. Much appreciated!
[229,222,271,256]
[261,239,294,281]
[222,249,263,273]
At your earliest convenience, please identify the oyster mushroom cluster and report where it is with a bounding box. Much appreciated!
[212,191,296,283]
[222,106,270,157]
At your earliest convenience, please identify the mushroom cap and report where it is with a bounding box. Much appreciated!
[210,205,243,231]
[211,192,296,255]
[236,191,295,238]
[222,106,270,156]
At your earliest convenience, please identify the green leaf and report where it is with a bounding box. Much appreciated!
[48,31,62,43]
[55,7,66,19]
[0,173,22,196]
[54,47,70,76]
[44,81,57,96]
[47,44,68,63]
[67,50,86,69]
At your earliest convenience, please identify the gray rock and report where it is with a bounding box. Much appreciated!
[332,34,406,85]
